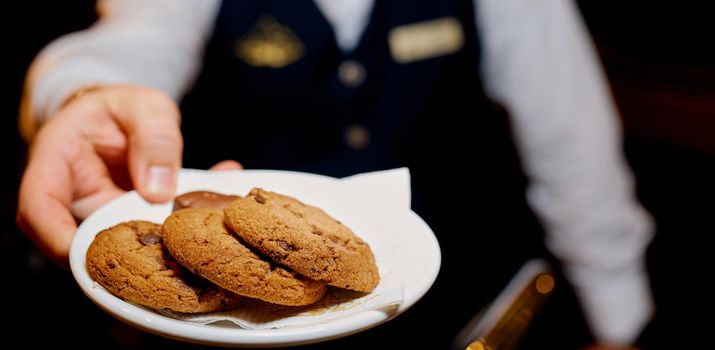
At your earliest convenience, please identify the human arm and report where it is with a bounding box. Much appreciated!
[20,0,220,139]
[17,0,220,265]
[475,0,654,346]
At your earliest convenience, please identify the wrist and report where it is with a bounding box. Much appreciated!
[61,85,105,109]
[567,263,654,346]
[20,84,106,142]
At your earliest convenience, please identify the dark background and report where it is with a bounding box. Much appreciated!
[2,1,714,349]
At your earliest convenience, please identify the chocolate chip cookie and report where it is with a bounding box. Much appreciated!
[173,191,239,211]
[224,188,380,292]
[86,221,240,313]
[162,208,327,306]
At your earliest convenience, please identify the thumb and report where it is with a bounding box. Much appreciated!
[109,87,183,202]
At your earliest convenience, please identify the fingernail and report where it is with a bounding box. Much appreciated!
[145,166,174,195]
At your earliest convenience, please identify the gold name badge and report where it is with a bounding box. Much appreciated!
[388,17,464,64]
[234,15,304,69]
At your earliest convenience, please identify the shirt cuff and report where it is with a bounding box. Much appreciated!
[31,59,131,123]
[566,262,654,346]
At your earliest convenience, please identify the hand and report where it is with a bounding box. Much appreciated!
[17,84,183,267]
[207,160,243,171]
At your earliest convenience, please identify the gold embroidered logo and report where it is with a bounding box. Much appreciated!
[234,15,304,68]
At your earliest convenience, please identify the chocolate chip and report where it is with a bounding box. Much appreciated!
[268,251,286,262]
[254,195,266,204]
[139,233,162,245]
[107,260,116,269]
[278,240,296,251]
[163,259,184,277]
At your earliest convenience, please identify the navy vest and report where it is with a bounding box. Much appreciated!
[180,1,587,347]
[182,0,495,177]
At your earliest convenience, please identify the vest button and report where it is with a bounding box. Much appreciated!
[344,124,370,150]
[338,60,366,87]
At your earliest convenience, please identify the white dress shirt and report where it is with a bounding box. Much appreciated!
[21,0,654,345]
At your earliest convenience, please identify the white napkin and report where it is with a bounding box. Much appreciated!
[158,168,410,329]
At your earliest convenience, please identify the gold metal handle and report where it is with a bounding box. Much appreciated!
[455,259,556,350]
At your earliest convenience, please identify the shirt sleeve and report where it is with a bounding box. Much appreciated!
[20,0,221,139]
[474,0,655,345]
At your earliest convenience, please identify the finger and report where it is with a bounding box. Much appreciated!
[19,118,127,266]
[71,186,125,220]
[209,160,244,171]
[17,129,78,266]
[109,89,183,203]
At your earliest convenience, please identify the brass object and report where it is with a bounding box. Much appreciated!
[388,17,464,64]
[466,339,491,350]
[234,15,304,68]
[454,260,555,350]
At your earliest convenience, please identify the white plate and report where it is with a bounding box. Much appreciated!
[69,169,441,347]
